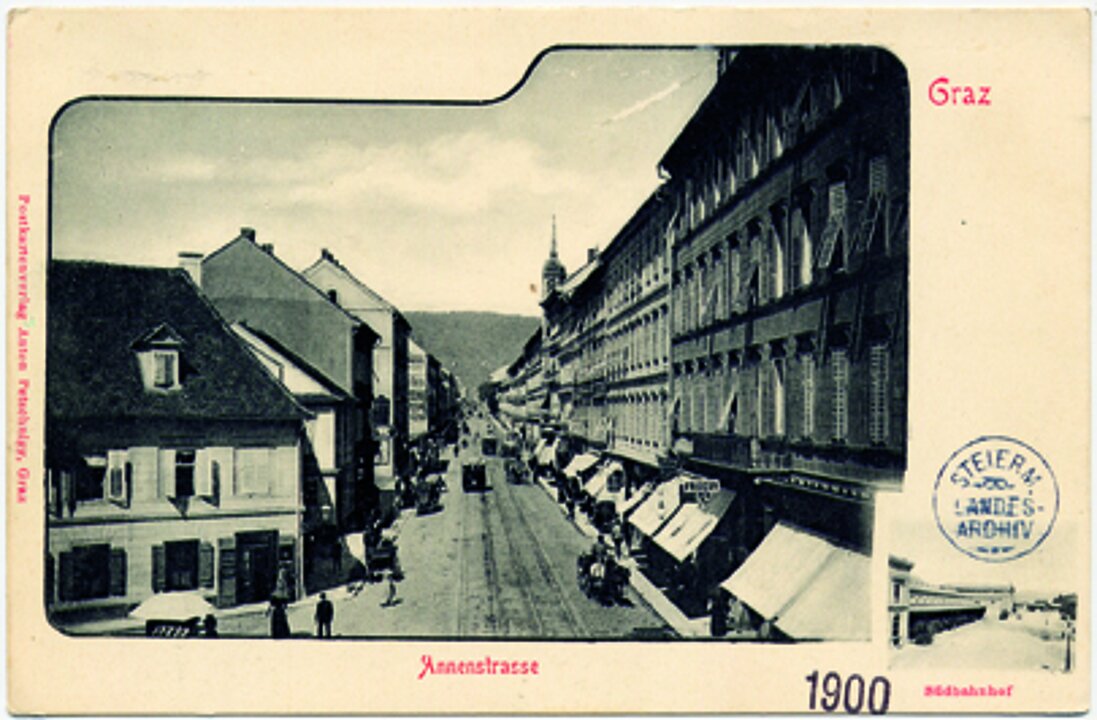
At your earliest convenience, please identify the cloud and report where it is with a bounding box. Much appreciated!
[602,81,682,125]
[143,154,220,181]
[245,133,589,216]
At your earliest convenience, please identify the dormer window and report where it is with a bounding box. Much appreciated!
[131,323,186,392]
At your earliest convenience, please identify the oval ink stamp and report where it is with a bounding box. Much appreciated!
[933,435,1059,563]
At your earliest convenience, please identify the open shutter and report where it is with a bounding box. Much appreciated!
[151,544,166,593]
[194,449,213,497]
[158,449,175,498]
[58,551,75,602]
[198,542,215,588]
[217,538,236,607]
[106,450,127,504]
[109,548,127,597]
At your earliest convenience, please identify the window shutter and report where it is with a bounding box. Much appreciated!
[151,544,166,593]
[869,156,889,197]
[58,551,75,602]
[771,226,785,300]
[832,351,849,441]
[217,538,236,607]
[869,344,890,444]
[802,356,816,439]
[109,548,127,597]
[194,449,213,497]
[198,542,215,588]
[158,449,175,498]
[773,359,786,437]
[106,450,127,503]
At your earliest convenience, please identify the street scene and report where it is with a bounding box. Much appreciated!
[46,46,909,642]
[218,414,668,639]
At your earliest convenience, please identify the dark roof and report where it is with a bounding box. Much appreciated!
[205,233,381,341]
[48,260,308,422]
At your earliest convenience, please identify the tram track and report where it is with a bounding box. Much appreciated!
[494,469,590,638]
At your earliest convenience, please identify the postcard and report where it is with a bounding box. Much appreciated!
[7,6,1090,714]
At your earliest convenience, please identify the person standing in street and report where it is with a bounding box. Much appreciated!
[268,597,291,639]
[315,592,334,638]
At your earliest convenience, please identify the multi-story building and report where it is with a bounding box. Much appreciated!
[302,250,411,510]
[407,338,430,440]
[507,47,908,637]
[230,322,358,592]
[199,229,379,533]
[46,261,310,622]
[663,46,908,559]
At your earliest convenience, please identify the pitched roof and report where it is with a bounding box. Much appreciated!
[205,234,380,339]
[48,260,309,422]
[302,251,404,321]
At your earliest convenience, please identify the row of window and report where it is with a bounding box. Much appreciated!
[57,446,283,512]
[672,161,889,338]
[51,534,295,606]
[670,69,849,244]
[672,345,889,445]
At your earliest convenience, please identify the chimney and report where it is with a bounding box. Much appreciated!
[587,247,598,263]
[178,251,203,287]
[321,248,335,262]
[260,243,274,254]
[240,226,256,242]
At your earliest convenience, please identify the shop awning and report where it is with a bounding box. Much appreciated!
[721,522,870,641]
[629,476,684,538]
[584,461,623,499]
[564,452,600,478]
[775,547,870,641]
[536,440,557,466]
[652,489,736,563]
[615,486,651,516]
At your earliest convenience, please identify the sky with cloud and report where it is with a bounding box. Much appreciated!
[51,49,716,314]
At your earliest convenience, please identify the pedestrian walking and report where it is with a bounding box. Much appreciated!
[382,570,399,607]
[611,520,624,559]
[315,592,334,638]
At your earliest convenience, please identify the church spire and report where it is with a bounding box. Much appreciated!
[550,214,557,257]
[541,213,566,300]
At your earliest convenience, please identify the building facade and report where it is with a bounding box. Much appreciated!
[46,261,310,621]
[498,47,908,635]
[663,46,908,557]
[302,250,412,504]
[200,229,379,533]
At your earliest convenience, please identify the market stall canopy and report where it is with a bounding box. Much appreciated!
[629,476,685,538]
[564,452,600,478]
[652,488,736,563]
[721,522,870,641]
[129,591,216,621]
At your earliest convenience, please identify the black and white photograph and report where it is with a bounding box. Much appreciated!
[888,555,1077,674]
[45,45,909,641]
